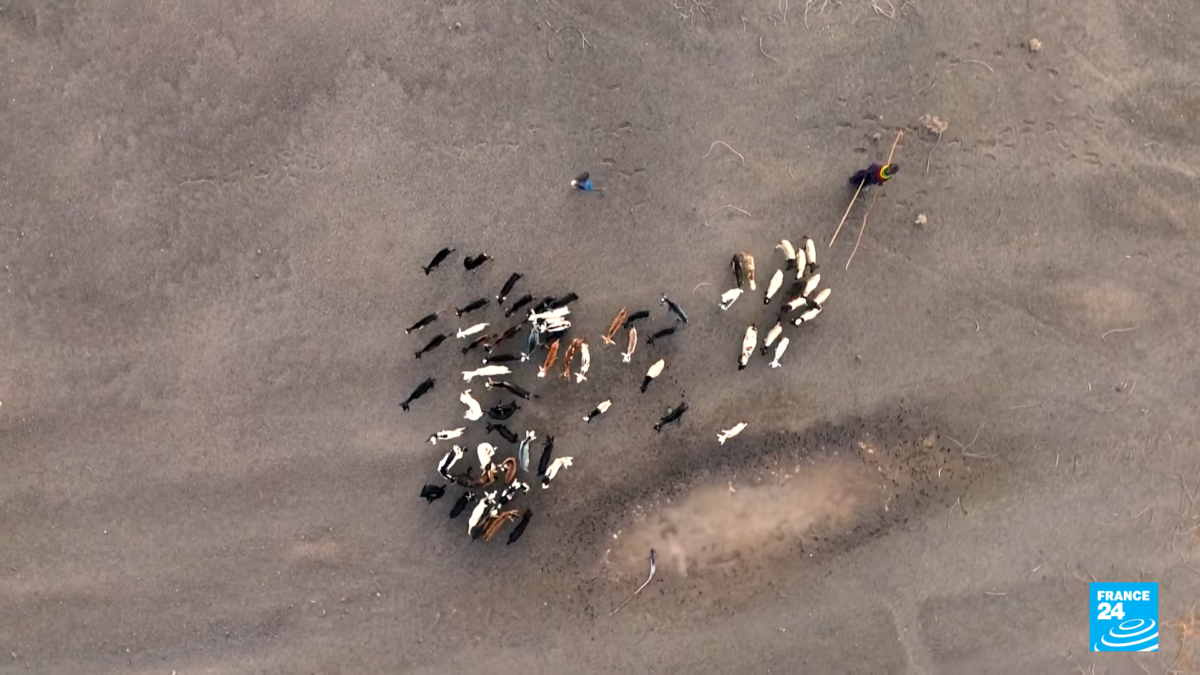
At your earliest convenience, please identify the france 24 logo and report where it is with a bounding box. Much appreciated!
[1090,582,1159,652]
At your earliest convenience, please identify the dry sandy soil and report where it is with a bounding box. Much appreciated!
[3,0,1200,673]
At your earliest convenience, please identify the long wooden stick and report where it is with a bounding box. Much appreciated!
[845,190,879,270]
[886,130,904,164]
[829,180,863,249]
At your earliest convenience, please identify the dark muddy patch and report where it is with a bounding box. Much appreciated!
[558,403,1001,581]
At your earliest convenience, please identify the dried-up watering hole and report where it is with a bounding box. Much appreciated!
[584,409,991,580]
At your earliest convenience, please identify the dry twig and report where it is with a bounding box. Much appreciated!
[547,26,593,61]
[1101,326,1137,341]
[803,0,829,29]
[760,37,782,63]
[1172,528,1200,577]
[870,0,896,18]
[705,204,752,227]
[927,134,941,173]
[702,141,746,165]
[964,59,994,73]
[947,496,966,528]
[611,549,657,615]
[919,115,948,174]
[1004,402,1041,410]
[946,423,986,452]
[913,72,938,98]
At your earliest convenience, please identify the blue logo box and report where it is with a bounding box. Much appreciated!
[1090,582,1159,652]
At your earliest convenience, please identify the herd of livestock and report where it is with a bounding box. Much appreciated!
[401,235,833,544]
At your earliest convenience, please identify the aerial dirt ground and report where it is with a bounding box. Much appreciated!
[3,0,1200,673]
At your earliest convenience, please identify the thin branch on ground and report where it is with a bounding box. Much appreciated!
[927,131,942,173]
[611,549,657,615]
[947,496,967,528]
[803,0,829,30]
[760,37,781,63]
[913,72,939,98]
[1101,326,1137,341]
[702,141,746,165]
[964,58,994,73]
[946,423,986,452]
[547,25,593,61]
[870,0,896,19]
[705,204,753,227]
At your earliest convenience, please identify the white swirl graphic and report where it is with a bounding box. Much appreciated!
[1095,619,1158,651]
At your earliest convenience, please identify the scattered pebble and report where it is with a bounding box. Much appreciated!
[1028,37,1042,52]
[914,213,928,227]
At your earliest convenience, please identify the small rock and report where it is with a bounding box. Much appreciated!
[914,213,928,227]
[1028,38,1042,52]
